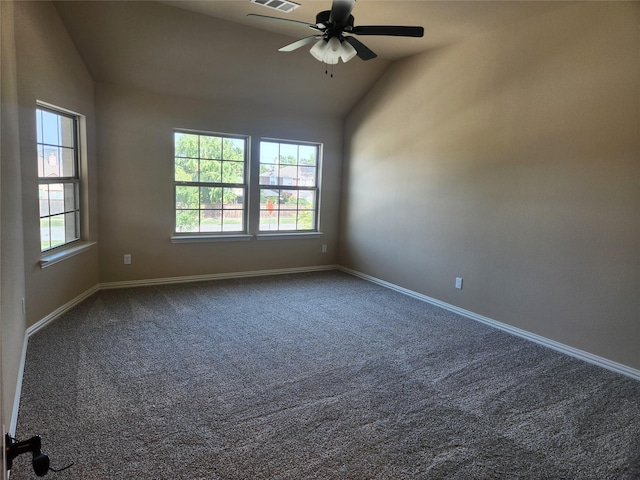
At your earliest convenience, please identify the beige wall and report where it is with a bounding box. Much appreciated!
[14,1,100,326]
[340,3,640,369]
[1,0,27,429]
[96,83,341,283]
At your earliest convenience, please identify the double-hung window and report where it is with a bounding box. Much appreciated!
[37,106,80,251]
[259,140,320,232]
[174,131,248,234]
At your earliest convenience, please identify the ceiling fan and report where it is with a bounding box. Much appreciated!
[248,0,424,64]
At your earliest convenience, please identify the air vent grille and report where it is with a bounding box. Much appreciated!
[251,0,300,14]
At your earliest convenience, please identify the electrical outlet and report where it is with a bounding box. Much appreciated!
[322,244,328,253]
[455,277,463,289]
[124,254,132,265]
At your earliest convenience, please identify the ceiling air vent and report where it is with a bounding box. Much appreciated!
[251,0,300,14]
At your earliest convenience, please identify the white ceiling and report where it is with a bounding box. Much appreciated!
[53,1,568,117]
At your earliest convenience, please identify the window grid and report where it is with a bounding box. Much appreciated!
[174,131,248,234]
[259,140,319,232]
[37,106,80,252]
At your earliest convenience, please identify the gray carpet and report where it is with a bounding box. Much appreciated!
[12,270,640,479]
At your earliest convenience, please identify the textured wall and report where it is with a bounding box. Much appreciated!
[340,3,640,369]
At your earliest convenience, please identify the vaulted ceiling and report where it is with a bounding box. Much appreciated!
[53,1,567,117]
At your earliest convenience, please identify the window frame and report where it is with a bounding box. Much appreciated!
[258,138,321,234]
[36,104,81,253]
[173,129,250,237]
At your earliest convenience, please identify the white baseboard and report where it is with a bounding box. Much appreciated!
[338,266,640,382]
[26,284,101,337]
[99,264,338,290]
[8,334,28,438]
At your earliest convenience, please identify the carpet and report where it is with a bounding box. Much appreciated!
[12,270,640,479]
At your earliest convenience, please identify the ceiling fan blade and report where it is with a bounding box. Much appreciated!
[247,13,321,31]
[351,25,425,37]
[279,35,322,52]
[329,0,356,27]
[344,36,377,61]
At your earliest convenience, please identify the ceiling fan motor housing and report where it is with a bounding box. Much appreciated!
[316,10,355,34]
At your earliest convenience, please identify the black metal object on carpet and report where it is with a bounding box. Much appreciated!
[5,433,73,477]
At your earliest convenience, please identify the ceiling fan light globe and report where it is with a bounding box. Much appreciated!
[324,54,340,65]
[323,37,342,64]
[310,39,329,61]
[340,39,357,63]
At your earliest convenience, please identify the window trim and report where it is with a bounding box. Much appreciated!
[258,137,322,234]
[36,103,82,253]
[173,129,250,237]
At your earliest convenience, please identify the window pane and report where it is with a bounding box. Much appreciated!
[42,148,60,177]
[223,138,244,161]
[176,210,199,232]
[60,115,74,148]
[50,214,66,248]
[299,166,316,187]
[176,186,199,209]
[297,210,315,230]
[222,210,243,232]
[49,184,64,215]
[175,157,198,182]
[37,145,45,177]
[223,187,246,208]
[260,188,279,209]
[41,110,59,145]
[40,217,51,250]
[299,190,316,208]
[64,183,77,212]
[280,144,297,165]
[258,166,278,186]
[60,147,75,177]
[281,189,297,205]
[201,209,221,232]
[200,135,222,159]
[222,161,244,184]
[260,142,279,164]
[260,210,278,231]
[279,210,295,230]
[174,133,199,158]
[299,145,317,166]
[64,211,78,242]
[200,159,221,183]
[278,165,297,186]
[200,187,222,207]
[39,185,50,217]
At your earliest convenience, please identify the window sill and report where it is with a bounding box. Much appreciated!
[40,241,96,269]
[171,234,253,244]
[256,232,323,241]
